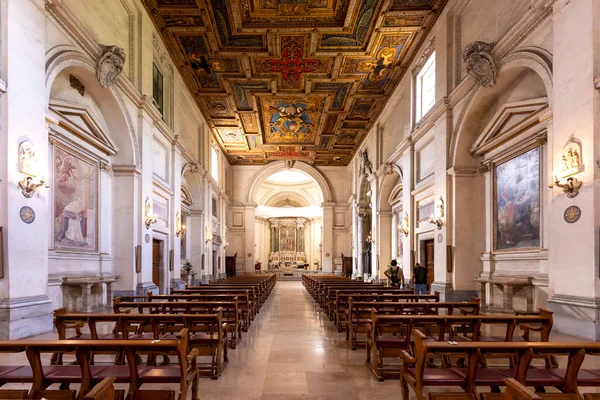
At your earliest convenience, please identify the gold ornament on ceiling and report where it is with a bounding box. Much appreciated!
[142,0,447,165]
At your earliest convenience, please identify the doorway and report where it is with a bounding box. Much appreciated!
[152,239,163,292]
[419,239,434,287]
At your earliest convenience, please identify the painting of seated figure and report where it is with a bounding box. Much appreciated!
[53,145,98,252]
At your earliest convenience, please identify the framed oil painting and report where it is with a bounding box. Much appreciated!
[53,145,99,252]
[493,146,541,252]
[279,224,296,252]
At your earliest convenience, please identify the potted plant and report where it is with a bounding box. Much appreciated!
[181,260,194,285]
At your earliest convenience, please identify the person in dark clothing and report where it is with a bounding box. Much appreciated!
[384,260,404,288]
[413,263,428,294]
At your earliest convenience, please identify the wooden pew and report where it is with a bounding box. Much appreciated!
[171,288,257,320]
[53,312,229,379]
[333,292,442,330]
[398,329,600,400]
[367,310,553,381]
[345,299,480,350]
[0,332,198,400]
[112,299,242,348]
[118,293,252,332]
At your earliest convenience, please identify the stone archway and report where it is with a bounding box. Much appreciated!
[244,161,334,273]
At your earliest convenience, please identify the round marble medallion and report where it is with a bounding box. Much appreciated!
[247,253,252,257]
[437,233,443,243]
[19,206,35,224]
[564,205,581,223]
[325,253,330,257]
[145,234,150,243]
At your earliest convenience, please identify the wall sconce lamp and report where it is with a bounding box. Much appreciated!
[398,212,410,237]
[430,196,445,230]
[18,176,48,198]
[549,175,582,198]
[205,226,213,244]
[366,233,375,244]
[175,212,184,237]
[144,197,157,229]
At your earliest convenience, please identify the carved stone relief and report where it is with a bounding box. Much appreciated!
[18,140,37,176]
[96,45,126,88]
[463,41,496,87]
[560,136,583,178]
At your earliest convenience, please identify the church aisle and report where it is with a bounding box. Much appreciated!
[200,280,400,399]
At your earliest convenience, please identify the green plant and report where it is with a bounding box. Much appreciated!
[181,260,193,273]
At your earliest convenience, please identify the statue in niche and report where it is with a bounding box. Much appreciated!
[18,140,37,176]
[463,41,496,87]
[96,45,126,88]
[358,150,373,176]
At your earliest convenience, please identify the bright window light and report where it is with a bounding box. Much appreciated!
[415,51,436,123]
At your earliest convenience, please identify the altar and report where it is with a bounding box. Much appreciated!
[268,218,307,268]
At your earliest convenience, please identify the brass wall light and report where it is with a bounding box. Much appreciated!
[205,226,213,244]
[18,176,47,198]
[398,212,410,237]
[175,211,184,237]
[144,197,157,229]
[430,196,445,230]
[366,233,375,244]
[549,176,582,198]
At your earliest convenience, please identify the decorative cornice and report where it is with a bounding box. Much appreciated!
[447,166,478,177]
[112,164,141,176]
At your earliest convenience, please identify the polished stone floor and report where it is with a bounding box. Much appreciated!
[3,281,599,399]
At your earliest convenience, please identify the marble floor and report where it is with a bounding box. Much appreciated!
[3,281,599,400]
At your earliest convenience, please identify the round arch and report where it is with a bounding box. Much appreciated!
[450,49,553,166]
[45,48,139,166]
[246,161,332,203]
[377,165,404,211]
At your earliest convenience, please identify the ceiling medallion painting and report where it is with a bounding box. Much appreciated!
[260,96,324,143]
[143,0,447,165]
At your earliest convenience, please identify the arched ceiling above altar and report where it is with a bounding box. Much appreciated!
[142,0,447,166]
[255,169,323,218]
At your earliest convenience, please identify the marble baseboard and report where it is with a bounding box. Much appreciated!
[202,275,213,284]
[218,273,227,279]
[136,282,159,296]
[171,278,186,290]
[548,294,600,340]
[431,282,478,302]
[0,295,53,339]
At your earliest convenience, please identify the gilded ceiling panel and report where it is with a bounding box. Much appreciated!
[142,0,446,165]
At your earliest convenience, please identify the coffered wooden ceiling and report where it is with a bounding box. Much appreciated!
[143,0,447,165]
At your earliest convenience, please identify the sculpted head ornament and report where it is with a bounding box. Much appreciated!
[96,45,126,88]
[463,41,496,87]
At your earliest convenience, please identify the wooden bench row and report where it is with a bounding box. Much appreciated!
[401,329,600,400]
[53,310,229,379]
[346,298,481,350]
[0,332,196,400]
[111,299,243,347]
[367,309,554,381]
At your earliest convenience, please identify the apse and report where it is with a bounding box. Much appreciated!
[254,169,324,272]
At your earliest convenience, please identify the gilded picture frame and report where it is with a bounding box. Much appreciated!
[492,145,541,252]
[52,142,99,253]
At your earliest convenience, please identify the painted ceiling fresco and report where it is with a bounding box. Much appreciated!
[143,0,447,165]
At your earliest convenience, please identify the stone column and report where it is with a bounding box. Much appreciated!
[547,0,600,339]
[243,202,257,273]
[188,209,204,280]
[0,0,53,339]
[321,202,334,273]
[356,213,364,277]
